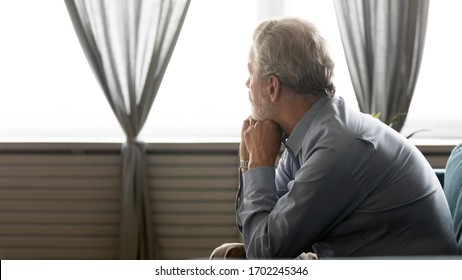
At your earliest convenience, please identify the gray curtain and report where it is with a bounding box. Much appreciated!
[64,0,190,259]
[334,0,429,131]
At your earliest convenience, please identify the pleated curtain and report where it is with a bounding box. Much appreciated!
[64,0,190,259]
[334,0,429,131]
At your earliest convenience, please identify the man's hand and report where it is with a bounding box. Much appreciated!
[239,118,251,164]
[243,118,281,169]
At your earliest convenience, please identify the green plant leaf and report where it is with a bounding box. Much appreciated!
[371,112,382,119]
[406,129,431,139]
[387,112,407,127]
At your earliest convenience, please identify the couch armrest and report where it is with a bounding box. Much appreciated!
[434,168,445,188]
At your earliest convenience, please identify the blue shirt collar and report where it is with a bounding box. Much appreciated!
[284,95,330,156]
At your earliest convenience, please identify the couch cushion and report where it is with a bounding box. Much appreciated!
[444,143,462,254]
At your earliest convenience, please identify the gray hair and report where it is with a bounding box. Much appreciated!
[251,17,335,98]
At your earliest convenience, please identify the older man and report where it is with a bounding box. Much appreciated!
[219,17,458,259]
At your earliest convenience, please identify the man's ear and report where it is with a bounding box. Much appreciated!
[268,74,281,103]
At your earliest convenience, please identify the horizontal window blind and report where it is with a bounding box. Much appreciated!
[147,148,241,259]
[0,143,242,260]
[0,142,452,259]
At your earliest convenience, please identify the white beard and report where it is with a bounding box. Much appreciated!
[250,94,272,121]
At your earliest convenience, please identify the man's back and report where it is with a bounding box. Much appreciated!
[269,96,458,257]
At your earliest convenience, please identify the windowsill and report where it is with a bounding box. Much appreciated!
[0,137,459,153]
[0,136,240,144]
[407,138,462,147]
[0,136,459,144]
[0,137,240,152]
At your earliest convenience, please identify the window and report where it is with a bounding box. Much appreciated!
[140,0,258,142]
[399,0,462,142]
[0,0,461,143]
[0,0,122,142]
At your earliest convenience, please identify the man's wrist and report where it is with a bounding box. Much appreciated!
[248,159,276,169]
[240,159,249,172]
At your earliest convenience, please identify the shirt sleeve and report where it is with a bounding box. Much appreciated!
[236,138,376,258]
[275,150,293,198]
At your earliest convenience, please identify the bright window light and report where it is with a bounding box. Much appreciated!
[0,0,122,142]
[0,0,461,143]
